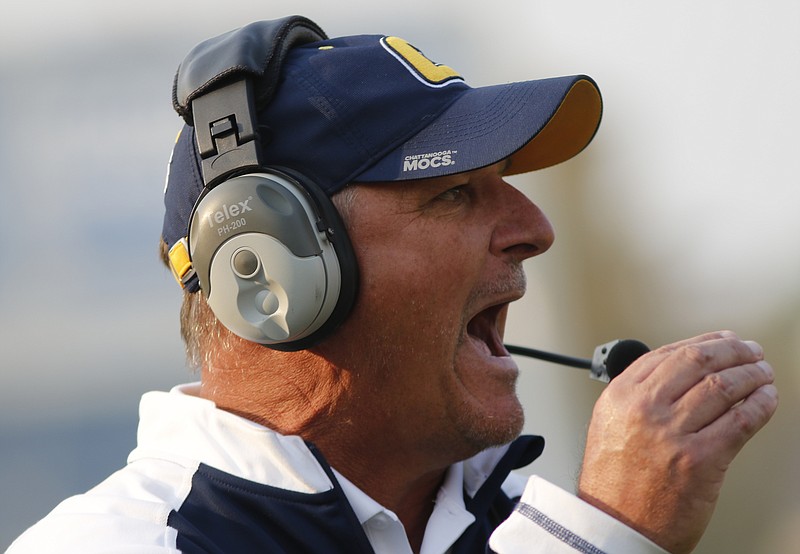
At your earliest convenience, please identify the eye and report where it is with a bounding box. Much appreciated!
[436,185,467,203]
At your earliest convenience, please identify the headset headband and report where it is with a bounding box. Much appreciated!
[173,16,328,188]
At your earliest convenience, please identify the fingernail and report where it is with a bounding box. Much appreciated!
[745,340,763,357]
[764,384,779,400]
[757,360,774,379]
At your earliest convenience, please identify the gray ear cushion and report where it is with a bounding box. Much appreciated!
[188,170,358,349]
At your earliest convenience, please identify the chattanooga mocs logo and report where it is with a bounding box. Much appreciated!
[403,150,457,173]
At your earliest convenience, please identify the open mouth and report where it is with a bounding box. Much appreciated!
[466,303,510,358]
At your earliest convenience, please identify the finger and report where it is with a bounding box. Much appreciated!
[617,330,742,384]
[672,360,774,433]
[647,336,764,403]
[695,382,779,461]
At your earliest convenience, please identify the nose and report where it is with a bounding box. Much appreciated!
[490,179,555,263]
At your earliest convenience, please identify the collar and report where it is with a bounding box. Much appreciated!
[131,382,539,508]
[130,383,542,554]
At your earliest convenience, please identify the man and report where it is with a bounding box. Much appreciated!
[8,16,777,554]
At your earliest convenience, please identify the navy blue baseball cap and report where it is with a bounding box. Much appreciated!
[163,31,602,288]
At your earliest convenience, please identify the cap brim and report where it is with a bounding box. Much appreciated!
[353,75,602,182]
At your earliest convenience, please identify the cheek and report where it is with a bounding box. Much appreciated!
[345,244,469,372]
[357,240,473,320]
[344,208,489,356]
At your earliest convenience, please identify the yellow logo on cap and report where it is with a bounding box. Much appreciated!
[382,36,463,87]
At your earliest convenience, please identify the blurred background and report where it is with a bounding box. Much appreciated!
[1,1,797,552]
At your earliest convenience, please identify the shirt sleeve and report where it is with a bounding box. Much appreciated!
[488,475,671,554]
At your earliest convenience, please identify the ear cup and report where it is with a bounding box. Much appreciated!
[187,170,357,350]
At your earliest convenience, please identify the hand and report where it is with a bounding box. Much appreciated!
[577,331,778,553]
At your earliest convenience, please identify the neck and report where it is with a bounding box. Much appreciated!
[199,341,450,552]
[312,425,447,554]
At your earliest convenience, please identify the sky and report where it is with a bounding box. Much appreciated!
[1,1,799,552]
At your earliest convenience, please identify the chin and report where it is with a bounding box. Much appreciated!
[453,395,526,453]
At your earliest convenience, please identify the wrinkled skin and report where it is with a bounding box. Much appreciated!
[578,331,778,553]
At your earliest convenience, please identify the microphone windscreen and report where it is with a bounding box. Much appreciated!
[606,339,650,380]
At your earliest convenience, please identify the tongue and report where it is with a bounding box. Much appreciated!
[467,308,504,357]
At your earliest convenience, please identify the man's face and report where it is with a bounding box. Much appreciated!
[321,161,554,461]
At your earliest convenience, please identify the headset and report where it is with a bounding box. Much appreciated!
[171,16,358,351]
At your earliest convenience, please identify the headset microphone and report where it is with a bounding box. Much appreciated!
[505,339,650,383]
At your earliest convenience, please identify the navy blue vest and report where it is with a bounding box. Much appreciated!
[167,435,544,553]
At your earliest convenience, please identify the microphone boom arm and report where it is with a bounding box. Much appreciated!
[505,339,651,383]
[504,344,591,369]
